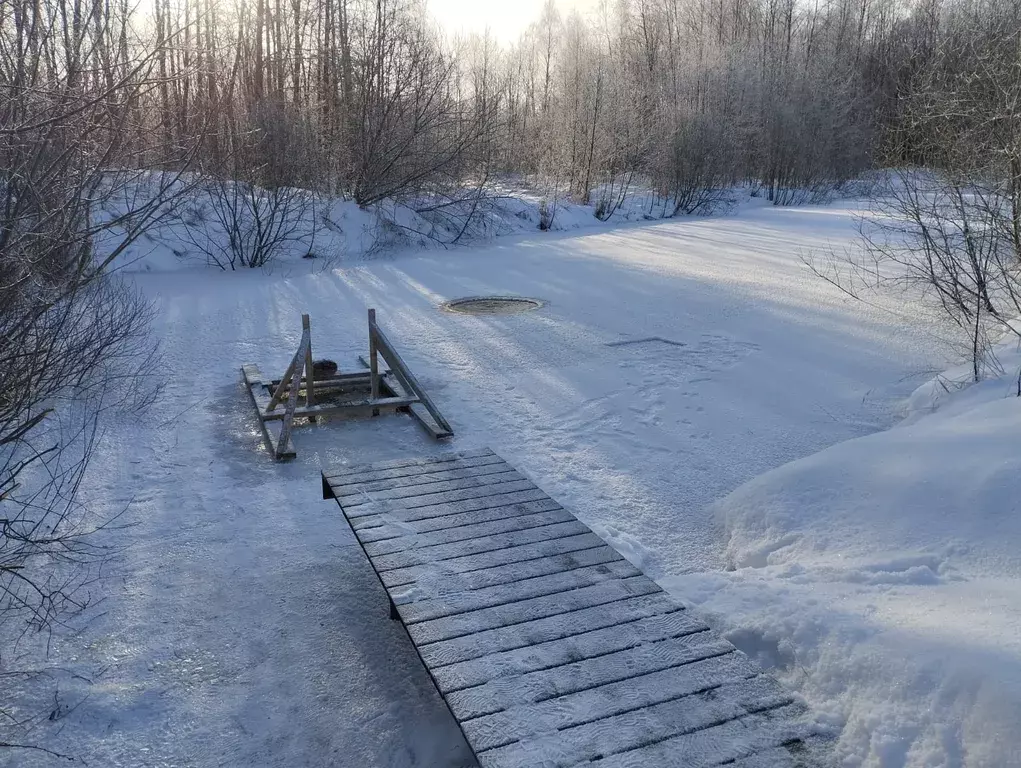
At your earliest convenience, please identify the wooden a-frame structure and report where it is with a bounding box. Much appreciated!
[242,310,452,460]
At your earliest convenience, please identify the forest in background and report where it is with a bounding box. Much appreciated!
[4,0,1020,214]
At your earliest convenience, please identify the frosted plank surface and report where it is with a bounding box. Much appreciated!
[323,450,822,768]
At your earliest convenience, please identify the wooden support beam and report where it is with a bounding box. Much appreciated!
[276,330,309,458]
[406,403,454,439]
[369,308,381,417]
[241,363,296,460]
[368,313,453,436]
[267,354,299,412]
[267,322,311,412]
[260,395,418,421]
[242,363,266,387]
[269,380,370,399]
[267,376,403,404]
[270,371,373,388]
[303,313,315,420]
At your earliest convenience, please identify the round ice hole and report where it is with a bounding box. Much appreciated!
[442,296,544,315]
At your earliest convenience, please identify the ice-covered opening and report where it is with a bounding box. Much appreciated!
[441,296,544,315]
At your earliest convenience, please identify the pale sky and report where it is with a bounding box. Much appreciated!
[426,0,595,44]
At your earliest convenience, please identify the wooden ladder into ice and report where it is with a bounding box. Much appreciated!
[242,310,452,461]
[322,448,826,768]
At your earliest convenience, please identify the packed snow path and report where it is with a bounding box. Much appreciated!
[323,448,822,768]
[8,202,948,766]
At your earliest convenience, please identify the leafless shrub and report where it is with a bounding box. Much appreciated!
[189,101,322,269]
[400,179,512,245]
[805,168,1021,382]
[197,177,318,269]
[865,172,1021,380]
[658,115,736,216]
[593,172,635,221]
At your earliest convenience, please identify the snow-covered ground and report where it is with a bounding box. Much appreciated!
[112,177,693,273]
[696,336,1021,767]
[9,196,1011,767]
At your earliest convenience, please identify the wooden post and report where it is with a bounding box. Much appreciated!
[267,352,300,411]
[372,321,453,435]
[277,332,309,458]
[302,314,315,422]
[368,308,380,417]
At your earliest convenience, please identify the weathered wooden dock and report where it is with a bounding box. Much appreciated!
[323,448,822,767]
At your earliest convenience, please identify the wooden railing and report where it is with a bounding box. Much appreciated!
[367,309,453,436]
[243,310,452,460]
[265,314,313,456]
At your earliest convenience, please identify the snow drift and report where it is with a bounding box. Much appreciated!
[689,336,1021,767]
[107,175,718,273]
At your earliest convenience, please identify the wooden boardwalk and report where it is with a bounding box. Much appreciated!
[323,448,821,768]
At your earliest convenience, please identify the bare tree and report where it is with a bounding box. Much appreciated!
[35,0,1016,230]
[344,0,489,207]
[1,280,159,633]
[849,9,1021,381]
[855,171,1021,381]
[0,0,190,662]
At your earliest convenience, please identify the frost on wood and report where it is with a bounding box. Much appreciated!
[324,450,825,767]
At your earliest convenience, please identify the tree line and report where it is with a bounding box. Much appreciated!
[5,0,1015,210]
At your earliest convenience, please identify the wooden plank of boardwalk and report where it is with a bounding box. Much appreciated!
[323,449,820,768]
